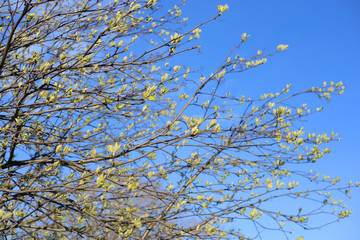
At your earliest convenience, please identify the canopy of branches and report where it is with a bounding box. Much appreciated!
[0,0,357,239]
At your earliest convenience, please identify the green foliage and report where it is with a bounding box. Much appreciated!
[0,0,357,239]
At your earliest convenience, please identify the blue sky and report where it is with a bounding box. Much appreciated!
[178,0,360,239]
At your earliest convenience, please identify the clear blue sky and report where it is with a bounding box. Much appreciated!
[178,0,360,239]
